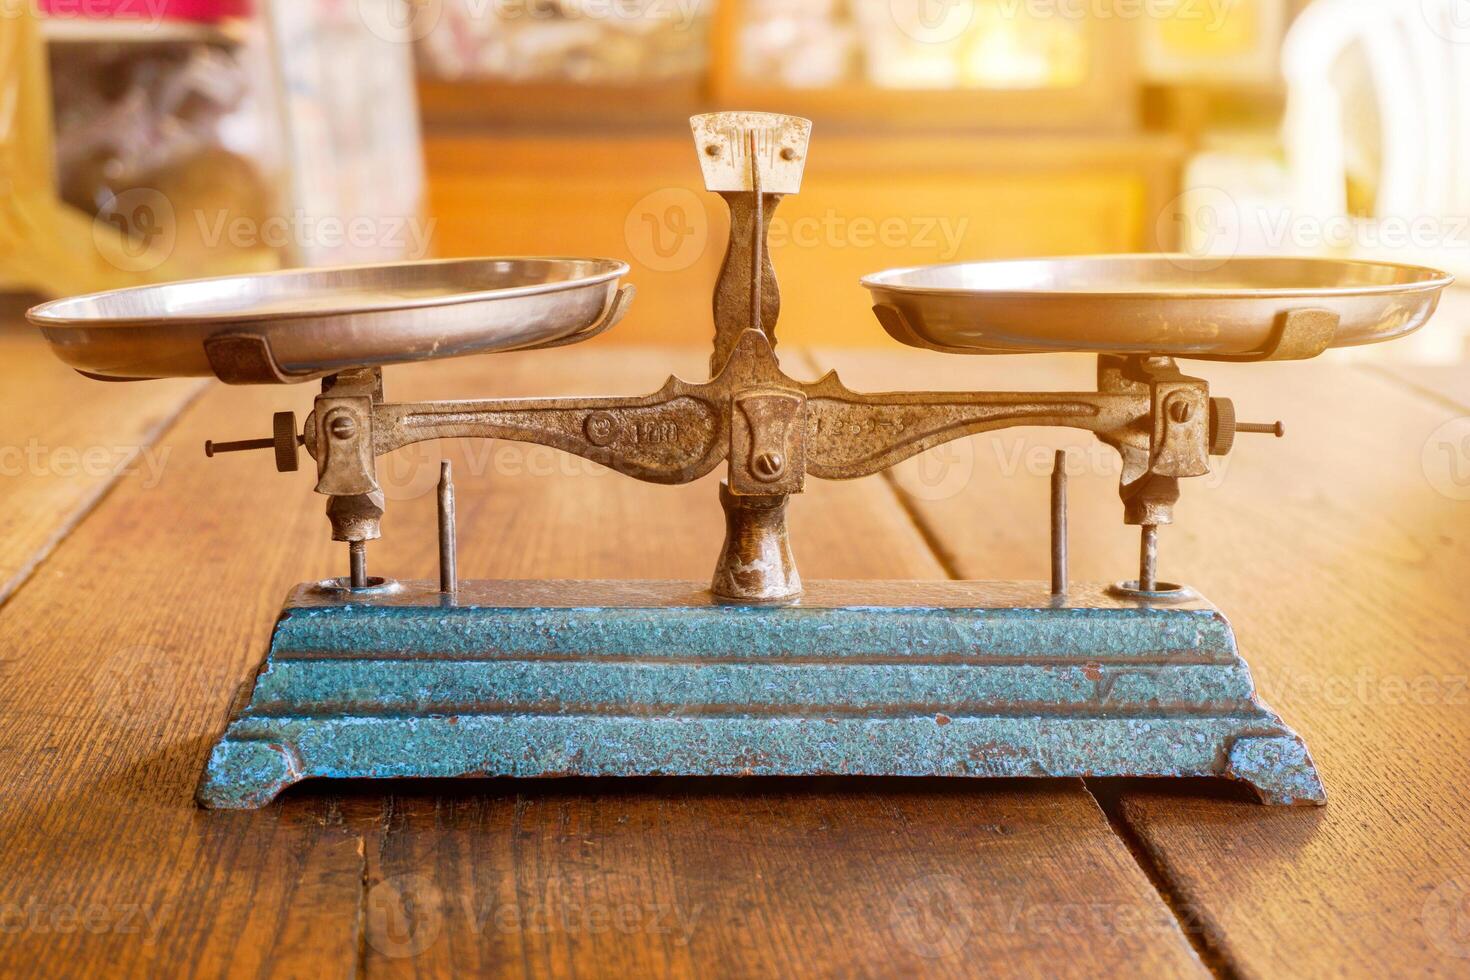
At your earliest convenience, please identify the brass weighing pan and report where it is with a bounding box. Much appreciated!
[27,256,631,383]
[863,255,1453,359]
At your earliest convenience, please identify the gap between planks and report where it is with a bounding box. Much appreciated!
[1086,783,1240,980]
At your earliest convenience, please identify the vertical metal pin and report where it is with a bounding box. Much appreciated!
[349,540,368,589]
[1139,524,1158,593]
[1050,450,1067,597]
[748,129,763,335]
[438,460,457,594]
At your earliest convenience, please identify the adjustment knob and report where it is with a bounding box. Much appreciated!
[203,411,301,471]
[1209,397,1284,456]
[1209,397,1236,455]
[273,411,299,472]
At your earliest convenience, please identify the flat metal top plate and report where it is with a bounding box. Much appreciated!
[863,255,1453,357]
[288,579,1217,612]
[691,112,811,194]
[27,256,629,381]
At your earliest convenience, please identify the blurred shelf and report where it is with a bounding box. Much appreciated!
[418,0,1139,135]
[418,78,1139,136]
[1142,80,1288,144]
[40,16,244,47]
[709,82,1135,134]
[418,78,705,132]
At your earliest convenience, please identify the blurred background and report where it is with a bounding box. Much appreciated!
[2,0,1467,356]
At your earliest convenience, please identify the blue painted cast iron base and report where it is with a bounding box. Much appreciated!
[196,579,1326,809]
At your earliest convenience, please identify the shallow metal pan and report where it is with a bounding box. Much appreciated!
[862,255,1453,358]
[27,256,630,381]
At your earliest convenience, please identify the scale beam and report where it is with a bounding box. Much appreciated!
[300,351,1220,503]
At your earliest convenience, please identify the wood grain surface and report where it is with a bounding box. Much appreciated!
[0,339,1209,978]
[0,328,200,602]
[1372,361,1469,413]
[810,347,1470,979]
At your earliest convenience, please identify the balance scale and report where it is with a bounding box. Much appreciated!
[29,112,1453,809]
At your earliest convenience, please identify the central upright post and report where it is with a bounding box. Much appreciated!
[692,112,812,604]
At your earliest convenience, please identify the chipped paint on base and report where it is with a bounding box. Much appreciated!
[196,580,1326,809]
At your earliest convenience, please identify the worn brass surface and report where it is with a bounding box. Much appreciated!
[26,257,629,380]
[864,255,1451,357]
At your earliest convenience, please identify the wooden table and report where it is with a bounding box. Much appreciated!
[1,326,1467,978]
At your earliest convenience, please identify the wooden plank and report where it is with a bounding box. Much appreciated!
[1371,361,1470,412]
[363,777,1203,978]
[0,330,201,603]
[0,364,366,976]
[811,346,1470,977]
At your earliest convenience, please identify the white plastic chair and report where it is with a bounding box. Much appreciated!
[1281,0,1470,360]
